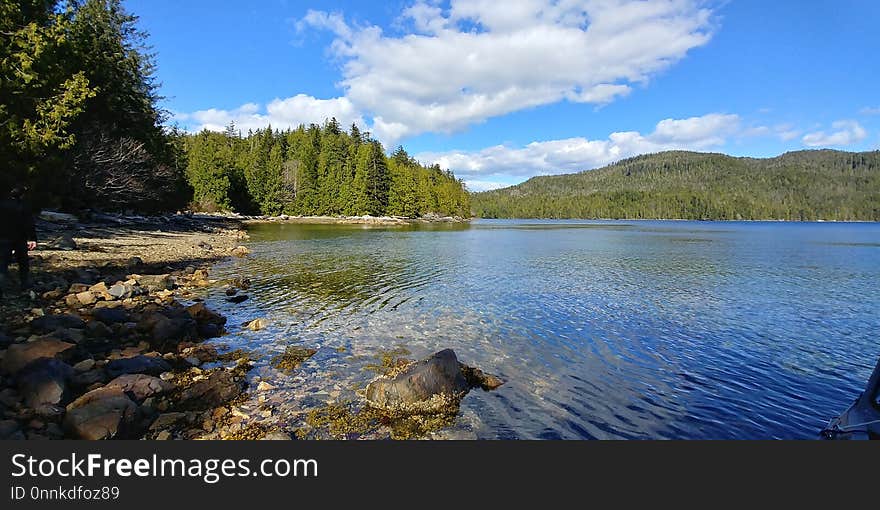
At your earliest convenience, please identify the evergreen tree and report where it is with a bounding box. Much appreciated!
[1,0,96,191]
[472,150,880,221]
[177,121,469,217]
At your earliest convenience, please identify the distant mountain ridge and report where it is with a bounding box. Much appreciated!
[471,150,880,221]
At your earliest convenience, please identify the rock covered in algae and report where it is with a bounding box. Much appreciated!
[270,346,317,372]
[364,349,504,416]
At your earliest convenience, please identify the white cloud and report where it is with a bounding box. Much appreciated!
[183,95,365,134]
[802,120,867,147]
[178,1,715,147]
[297,0,715,144]
[859,106,880,115]
[416,113,741,181]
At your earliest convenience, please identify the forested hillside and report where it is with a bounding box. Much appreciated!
[472,150,880,221]
[179,120,470,217]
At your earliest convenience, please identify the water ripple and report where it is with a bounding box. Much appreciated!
[201,220,880,439]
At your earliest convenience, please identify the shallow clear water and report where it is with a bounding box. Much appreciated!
[203,219,880,439]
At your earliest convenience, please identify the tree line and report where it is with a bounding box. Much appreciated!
[179,120,470,217]
[472,150,880,221]
[1,1,469,218]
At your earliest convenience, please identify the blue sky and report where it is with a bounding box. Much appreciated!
[126,0,880,191]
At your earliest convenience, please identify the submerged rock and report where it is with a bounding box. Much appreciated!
[226,294,249,304]
[231,277,251,290]
[460,365,505,391]
[270,346,317,372]
[244,318,268,331]
[231,246,250,258]
[365,349,504,417]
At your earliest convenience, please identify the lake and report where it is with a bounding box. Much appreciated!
[202,219,880,439]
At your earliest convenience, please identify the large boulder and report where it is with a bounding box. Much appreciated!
[105,355,171,378]
[365,349,469,415]
[1,338,76,375]
[64,387,139,440]
[105,374,174,402]
[175,370,245,411]
[365,349,504,416]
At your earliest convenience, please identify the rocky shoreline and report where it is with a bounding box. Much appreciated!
[0,211,500,440]
[0,212,268,440]
[193,212,470,226]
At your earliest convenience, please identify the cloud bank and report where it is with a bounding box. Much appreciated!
[180,0,716,146]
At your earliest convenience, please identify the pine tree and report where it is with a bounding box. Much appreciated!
[352,141,390,215]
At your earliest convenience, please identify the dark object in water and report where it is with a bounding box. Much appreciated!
[365,349,504,416]
[225,287,237,296]
[226,294,249,304]
[822,356,880,440]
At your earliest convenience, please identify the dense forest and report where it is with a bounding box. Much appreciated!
[472,150,880,221]
[1,0,468,217]
[1,0,189,211]
[179,121,470,217]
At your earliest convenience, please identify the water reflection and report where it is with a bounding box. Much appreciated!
[201,220,880,439]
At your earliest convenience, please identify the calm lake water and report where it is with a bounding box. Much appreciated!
[203,219,880,439]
